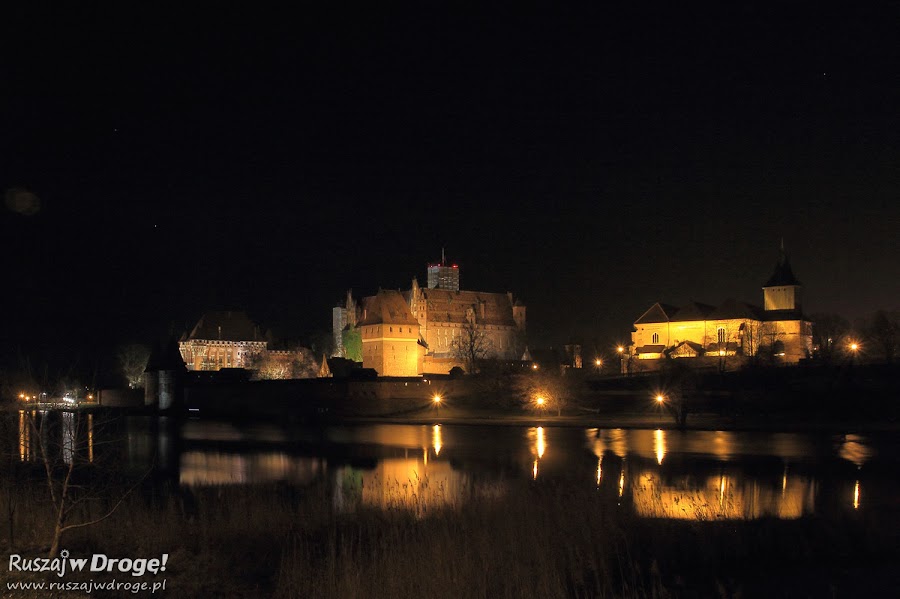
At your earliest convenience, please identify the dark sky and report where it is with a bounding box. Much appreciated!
[2,4,899,375]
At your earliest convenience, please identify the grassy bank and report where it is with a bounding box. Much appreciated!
[1,473,896,598]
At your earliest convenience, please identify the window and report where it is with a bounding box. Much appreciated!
[652,332,659,344]
[717,327,726,344]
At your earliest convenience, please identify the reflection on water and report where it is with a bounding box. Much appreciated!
[16,410,94,465]
[630,469,816,520]
[7,416,893,524]
[180,452,326,486]
[433,424,442,456]
[333,457,468,515]
[18,411,31,462]
[654,429,666,465]
[839,434,875,467]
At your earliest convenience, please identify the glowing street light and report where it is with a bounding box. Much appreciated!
[595,358,602,367]
[532,363,539,370]
[616,346,624,354]
[849,342,859,352]
[655,394,665,404]
[433,394,442,418]
[536,396,546,407]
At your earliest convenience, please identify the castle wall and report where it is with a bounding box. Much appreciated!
[179,339,266,371]
[361,323,421,377]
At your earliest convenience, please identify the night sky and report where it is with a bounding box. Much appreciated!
[2,4,899,377]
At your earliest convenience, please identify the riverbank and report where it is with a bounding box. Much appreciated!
[341,405,900,434]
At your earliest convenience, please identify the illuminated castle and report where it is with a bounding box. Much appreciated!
[333,256,526,376]
[629,247,813,368]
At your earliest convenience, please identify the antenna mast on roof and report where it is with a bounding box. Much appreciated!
[441,247,446,265]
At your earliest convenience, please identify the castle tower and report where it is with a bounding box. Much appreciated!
[762,243,802,313]
[427,249,460,291]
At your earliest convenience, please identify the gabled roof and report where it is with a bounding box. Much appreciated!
[709,298,765,320]
[634,302,679,324]
[670,302,716,322]
[187,311,264,342]
[417,288,518,327]
[635,344,666,355]
[358,290,419,326]
[666,340,704,357]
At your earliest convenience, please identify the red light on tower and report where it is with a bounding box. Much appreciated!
[452,264,458,268]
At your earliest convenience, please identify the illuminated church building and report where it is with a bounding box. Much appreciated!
[629,249,813,368]
[334,258,526,377]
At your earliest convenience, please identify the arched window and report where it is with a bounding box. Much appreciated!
[717,327,726,344]
[652,332,659,344]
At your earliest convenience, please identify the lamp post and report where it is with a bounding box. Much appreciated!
[433,394,442,419]
[617,346,624,375]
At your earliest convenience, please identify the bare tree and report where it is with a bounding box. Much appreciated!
[117,344,151,389]
[657,358,698,428]
[250,348,318,380]
[865,310,900,364]
[450,317,493,375]
[810,313,850,363]
[513,369,577,417]
[27,411,142,557]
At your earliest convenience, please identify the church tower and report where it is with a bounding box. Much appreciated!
[762,242,802,313]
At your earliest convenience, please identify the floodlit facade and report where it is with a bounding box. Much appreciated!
[629,251,813,368]
[358,290,422,377]
[179,311,267,370]
[333,257,527,375]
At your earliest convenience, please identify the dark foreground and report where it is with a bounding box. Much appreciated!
[1,480,897,598]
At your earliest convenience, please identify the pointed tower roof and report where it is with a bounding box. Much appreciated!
[764,246,801,287]
[317,353,332,378]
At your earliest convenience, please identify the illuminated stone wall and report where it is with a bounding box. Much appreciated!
[361,322,422,377]
[179,339,266,371]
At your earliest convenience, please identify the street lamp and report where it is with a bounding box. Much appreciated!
[433,394,442,418]
[655,394,665,404]
[617,346,625,375]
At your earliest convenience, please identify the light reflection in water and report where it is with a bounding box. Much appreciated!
[337,456,481,516]
[654,429,666,465]
[18,411,31,462]
[536,427,546,458]
[62,412,75,464]
[529,427,546,479]
[630,468,816,520]
[33,420,880,523]
[839,434,874,467]
[433,424,442,456]
[618,465,625,498]
[87,414,94,464]
[180,451,325,486]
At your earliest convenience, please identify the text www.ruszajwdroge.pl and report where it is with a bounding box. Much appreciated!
[6,550,168,594]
